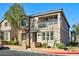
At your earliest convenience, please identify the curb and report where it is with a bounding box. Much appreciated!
[47,52,79,54]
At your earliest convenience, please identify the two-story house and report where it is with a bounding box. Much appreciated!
[30,9,70,48]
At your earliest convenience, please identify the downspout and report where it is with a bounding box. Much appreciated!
[28,16,31,48]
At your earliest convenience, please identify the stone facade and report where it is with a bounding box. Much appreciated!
[30,9,70,47]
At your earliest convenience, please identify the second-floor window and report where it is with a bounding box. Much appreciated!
[38,18,48,28]
[21,19,28,27]
[48,15,58,25]
[53,15,57,19]
[5,22,8,26]
[38,16,58,28]
[53,19,58,24]
[38,22,47,28]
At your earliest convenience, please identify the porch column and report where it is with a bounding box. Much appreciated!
[57,13,61,43]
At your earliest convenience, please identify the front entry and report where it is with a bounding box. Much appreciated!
[21,33,30,48]
[30,32,37,48]
[21,33,26,40]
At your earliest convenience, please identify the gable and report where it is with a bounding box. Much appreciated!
[0,19,11,31]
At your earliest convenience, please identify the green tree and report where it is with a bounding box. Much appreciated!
[73,24,79,34]
[71,30,76,42]
[4,3,26,41]
[72,24,79,42]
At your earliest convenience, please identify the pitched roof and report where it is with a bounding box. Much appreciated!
[0,19,5,24]
[31,9,63,17]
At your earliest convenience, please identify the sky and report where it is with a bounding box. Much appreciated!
[0,3,79,30]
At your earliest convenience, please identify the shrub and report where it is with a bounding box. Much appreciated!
[68,41,78,46]
[8,40,18,45]
[64,47,68,51]
[0,36,3,40]
[36,42,42,47]
[2,40,18,45]
[42,43,47,48]
[47,46,51,48]
[1,40,8,45]
[56,43,65,49]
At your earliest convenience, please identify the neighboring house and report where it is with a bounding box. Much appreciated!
[71,31,79,42]
[0,20,11,41]
[0,9,70,48]
[0,15,30,47]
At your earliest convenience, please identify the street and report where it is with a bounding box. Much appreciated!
[0,50,51,56]
[0,47,65,56]
[0,47,56,56]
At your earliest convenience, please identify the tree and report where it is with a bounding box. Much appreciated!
[73,24,79,34]
[4,3,26,41]
[72,24,79,42]
[71,30,76,42]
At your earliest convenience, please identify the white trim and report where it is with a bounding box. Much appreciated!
[4,32,10,41]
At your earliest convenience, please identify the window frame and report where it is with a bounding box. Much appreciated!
[47,32,49,40]
[5,22,8,26]
[21,33,26,40]
[21,19,28,27]
[5,32,8,40]
[50,32,53,40]
[42,32,45,40]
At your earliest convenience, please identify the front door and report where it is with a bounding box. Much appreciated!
[21,33,30,48]
[30,32,37,48]
[21,33,26,40]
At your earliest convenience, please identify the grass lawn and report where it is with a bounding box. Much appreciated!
[67,46,79,52]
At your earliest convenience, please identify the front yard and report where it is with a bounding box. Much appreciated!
[67,46,79,52]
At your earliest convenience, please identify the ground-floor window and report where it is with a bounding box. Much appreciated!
[50,32,53,40]
[42,32,45,40]
[41,31,53,41]
[4,32,9,40]
[5,32,8,40]
[47,32,49,40]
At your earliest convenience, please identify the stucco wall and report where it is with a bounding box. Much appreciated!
[0,20,11,41]
[1,20,11,31]
[18,29,30,47]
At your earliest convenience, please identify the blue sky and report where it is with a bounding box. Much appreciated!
[0,3,79,29]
